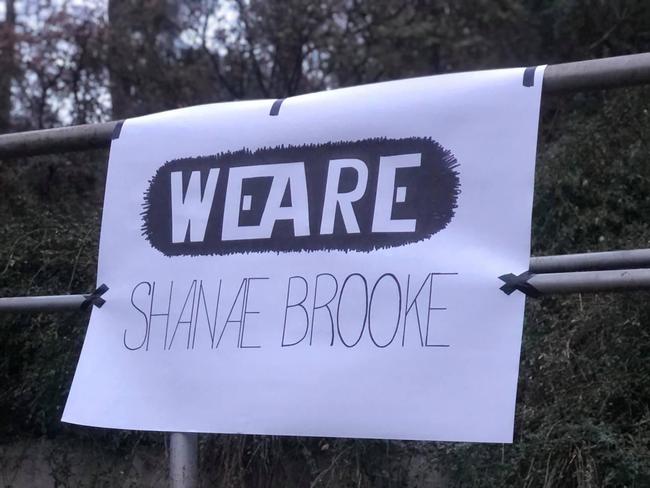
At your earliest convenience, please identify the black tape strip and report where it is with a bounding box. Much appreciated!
[111,120,125,140]
[522,66,537,87]
[498,271,542,298]
[81,283,109,310]
[269,98,285,116]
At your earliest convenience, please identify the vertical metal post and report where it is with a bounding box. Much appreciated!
[169,432,198,488]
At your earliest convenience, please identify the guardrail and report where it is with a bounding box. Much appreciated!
[2,52,650,488]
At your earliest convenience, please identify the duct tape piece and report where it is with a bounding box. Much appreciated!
[498,271,542,298]
[81,284,109,310]
[523,66,537,87]
[111,121,125,140]
[269,98,285,116]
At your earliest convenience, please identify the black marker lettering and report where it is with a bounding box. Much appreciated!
[282,276,310,347]
[125,281,151,351]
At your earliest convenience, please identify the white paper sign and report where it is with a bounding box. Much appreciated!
[63,66,544,442]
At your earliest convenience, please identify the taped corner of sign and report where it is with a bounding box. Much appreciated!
[522,67,537,87]
[111,121,125,140]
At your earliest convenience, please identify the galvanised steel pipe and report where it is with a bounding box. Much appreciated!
[528,268,650,295]
[0,294,87,312]
[0,121,119,158]
[543,52,650,93]
[530,249,650,274]
[2,53,650,158]
[170,433,199,488]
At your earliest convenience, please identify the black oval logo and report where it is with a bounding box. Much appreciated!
[142,137,460,256]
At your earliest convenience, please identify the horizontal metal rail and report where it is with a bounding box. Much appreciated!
[542,52,650,93]
[1,53,650,159]
[529,268,650,295]
[2,264,650,314]
[530,249,650,274]
[0,121,118,158]
[0,294,87,312]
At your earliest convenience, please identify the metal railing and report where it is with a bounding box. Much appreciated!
[2,52,650,488]
[2,53,650,159]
